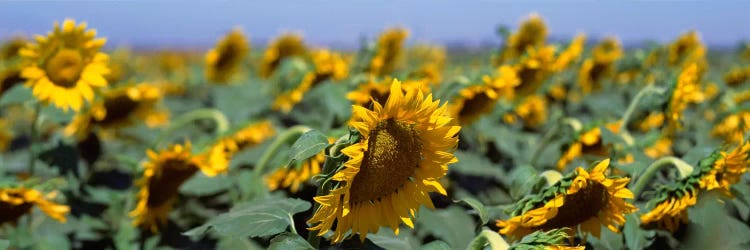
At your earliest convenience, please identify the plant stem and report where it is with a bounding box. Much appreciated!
[631,156,694,198]
[253,125,311,176]
[306,136,348,248]
[153,108,229,148]
[618,85,666,137]
[28,103,41,175]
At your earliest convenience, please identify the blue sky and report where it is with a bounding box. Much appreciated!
[1,1,748,49]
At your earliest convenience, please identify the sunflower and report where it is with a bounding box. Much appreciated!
[130,142,225,232]
[578,38,622,95]
[0,187,69,225]
[497,159,637,241]
[552,34,586,72]
[347,77,429,109]
[259,33,307,78]
[1,37,27,61]
[644,137,674,159]
[640,188,697,232]
[500,13,548,63]
[205,29,249,83]
[307,79,460,243]
[509,228,584,250]
[368,28,409,76]
[20,19,110,112]
[511,95,548,128]
[666,64,705,132]
[64,83,168,139]
[636,112,665,132]
[265,138,333,193]
[407,44,446,85]
[668,31,703,66]
[697,141,750,195]
[450,84,503,126]
[272,72,316,113]
[723,67,750,86]
[0,119,12,152]
[711,111,750,144]
[514,45,556,97]
[557,122,620,171]
[311,49,348,83]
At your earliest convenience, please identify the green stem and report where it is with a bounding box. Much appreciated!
[307,136,348,248]
[631,156,694,198]
[28,103,41,175]
[253,125,311,176]
[618,85,666,141]
[153,108,229,148]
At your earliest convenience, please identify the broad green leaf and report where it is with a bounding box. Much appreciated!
[183,198,311,238]
[451,151,505,182]
[217,237,264,250]
[624,214,655,250]
[180,173,233,196]
[458,197,489,225]
[288,129,329,165]
[0,239,8,250]
[0,84,32,107]
[416,206,475,249]
[269,232,314,250]
[366,227,419,250]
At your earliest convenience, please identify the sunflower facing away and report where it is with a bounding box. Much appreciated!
[697,140,750,195]
[666,63,705,132]
[307,79,460,243]
[64,83,168,139]
[130,142,227,232]
[500,13,548,63]
[265,138,333,193]
[272,72,316,113]
[497,159,637,241]
[20,19,110,112]
[205,29,250,83]
[557,122,620,171]
[368,28,409,76]
[259,33,307,78]
[640,187,697,232]
[0,187,69,225]
[203,120,276,172]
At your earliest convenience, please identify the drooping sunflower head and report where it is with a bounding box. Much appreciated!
[311,49,349,82]
[368,28,409,76]
[259,33,307,78]
[205,29,250,83]
[64,83,168,139]
[640,186,697,232]
[666,63,705,132]
[0,186,69,225]
[697,140,750,195]
[504,13,548,61]
[498,159,637,241]
[711,111,750,144]
[20,19,110,112]
[308,79,460,243]
[509,228,585,250]
[130,141,218,232]
[551,34,586,72]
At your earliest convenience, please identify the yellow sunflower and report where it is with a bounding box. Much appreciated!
[205,29,250,83]
[501,13,548,63]
[259,33,307,78]
[666,63,705,132]
[311,49,348,83]
[514,45,556,97]
[307,79,460,243]
[64,83,168,139]
[20,19,110,112]
[644,136,674,159]
[497,159,637,241]
[264,138,334,193]
[368,28,409,76]
[513,95,548,128]
[723,67,750,86]
[131,142,226,232]
[557,122,620,171]
[636,112,665,132]
[347,77,429,109]
[202,120,276,171]
[0,187,69,225]
[1,37,27,61]
[1,67,24,96]
[0,118,12,152]
[640,188,697,232]
[668,31,703,66]
[578,37,622,95]
[697,141,750,195]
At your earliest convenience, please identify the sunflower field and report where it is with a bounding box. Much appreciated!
[1,14,750,250]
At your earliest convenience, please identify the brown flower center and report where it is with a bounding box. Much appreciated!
[215,43,241,71]
[94,94,140,126]
[0,200,33,225]
[539,181,608,230]
[349,119,422,204]
[45,48,85,88]
[146,159,198,207]
[458,92,495,122]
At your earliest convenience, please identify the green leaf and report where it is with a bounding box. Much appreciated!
[183,198,311,238]
[416,206,475,249]
[288,129,328,165]
[366,228,419,250]
[269,232,314,250]
[180,174,233,196]
[623,214,655,250]
[419,240,451,250]
[0,84,32,107]
[0,239,8,250]
[458,197,489,225]
[451,151,505,182]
